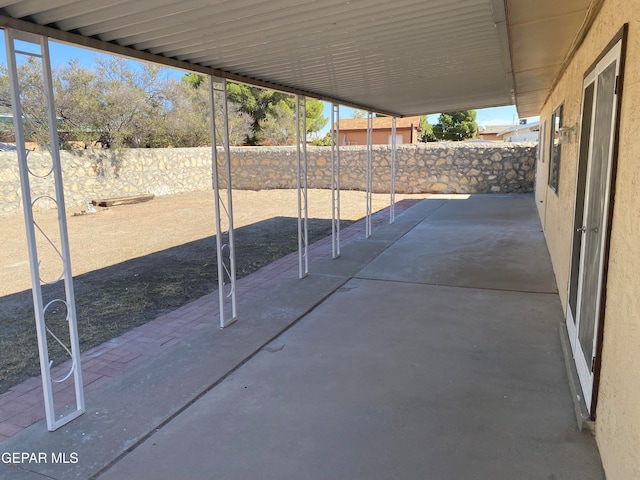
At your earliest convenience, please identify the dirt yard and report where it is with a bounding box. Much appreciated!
[0,189,428,393]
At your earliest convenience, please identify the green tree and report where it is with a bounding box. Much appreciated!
[0,68,10,111]
[28,59,252,148]
[0,59,300,148]
[56,60,105,147]
[311,131,333,146]
[226,84,288,144]
[258,100,296,145]
[226,83,326,145]
[419,115,436,142]
[55,57,170,148]
[432,110,478,141]
[305,99,327,135]
[161,75,211,147]
[12,57,51,148]
[0,57,72,148]
[182,73,206,89]
[160,76,252,147]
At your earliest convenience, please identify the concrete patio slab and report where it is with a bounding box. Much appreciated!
[0,195,603,480]
[357,195,558,293]
[0,273,350,480]
[101,280,602,480]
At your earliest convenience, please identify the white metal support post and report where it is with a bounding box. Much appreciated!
[390,117,397,224]
[365,111,373,238]
[208,76,237,328]
[330,103,341,258]
[5,28,85,431]
[296,95,309,278]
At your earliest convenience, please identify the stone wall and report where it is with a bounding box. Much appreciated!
[0,143,536,215]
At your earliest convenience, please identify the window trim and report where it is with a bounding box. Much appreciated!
[548,104,563,194]
[538,120,547,163]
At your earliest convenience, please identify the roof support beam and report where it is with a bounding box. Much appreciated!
[490,0,515,104]
[390,117,397,224]
[331,103,341,259]
[209,76,237,328]
[365,111,373,239]
[296,95,309,279]
[4,27,85,431]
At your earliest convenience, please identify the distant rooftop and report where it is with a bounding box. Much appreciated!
[477,125,515,135]
[497,121,541,136]
[338,116,422,131]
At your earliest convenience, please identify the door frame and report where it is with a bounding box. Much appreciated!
[566,25,627,417]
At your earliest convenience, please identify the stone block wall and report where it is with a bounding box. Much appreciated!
[0,143,536,215]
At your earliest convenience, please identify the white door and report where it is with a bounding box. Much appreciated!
[566,39,622,412]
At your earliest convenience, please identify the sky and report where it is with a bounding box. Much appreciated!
[0,36,535,135]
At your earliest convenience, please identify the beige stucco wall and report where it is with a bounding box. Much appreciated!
[534,120,549,224]
[535,1,640,478]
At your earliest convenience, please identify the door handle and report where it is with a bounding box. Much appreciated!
[590,226,599,233]
[576,226,587,233]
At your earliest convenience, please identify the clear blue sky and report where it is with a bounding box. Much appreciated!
[0,36,536,134]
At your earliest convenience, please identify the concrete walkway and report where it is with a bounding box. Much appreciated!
[0,195,603,479]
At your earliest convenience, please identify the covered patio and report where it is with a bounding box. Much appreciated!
[2,0,625,477]
[0,194,603,479]
[0,0,598,432]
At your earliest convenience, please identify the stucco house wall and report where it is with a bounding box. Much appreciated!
[339,127,417,146]
[337,116,421,145]
[535,1,640,478]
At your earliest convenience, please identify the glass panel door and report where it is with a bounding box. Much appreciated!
[568,82,594,332]
[570,38,622,412]
[577,62,617,362]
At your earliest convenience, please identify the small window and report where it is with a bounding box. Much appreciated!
[548,105,563,193]
[538,120,547,163]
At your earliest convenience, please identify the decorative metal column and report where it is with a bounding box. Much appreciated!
[208,76,237,328]
[5,28,85,431]
[390,116,397,224]
[296,95,309,278]
[331,103,341,258]
[365,111,373,238]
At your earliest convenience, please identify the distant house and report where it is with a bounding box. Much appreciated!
[336,116,421,145]
[496,121,540,142]
[476,124,514,141]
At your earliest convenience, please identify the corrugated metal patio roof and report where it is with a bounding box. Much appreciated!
[0,0,595,117]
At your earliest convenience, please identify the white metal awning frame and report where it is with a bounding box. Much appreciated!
[4,28,85,431]
[4,23,400,431]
